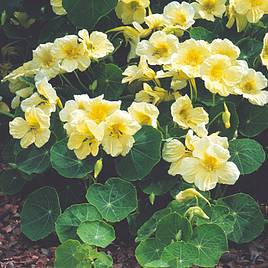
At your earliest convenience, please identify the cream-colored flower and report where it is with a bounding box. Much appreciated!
[135,83,174,105]
[122,56,156,84]
[128,102,159,128]
[52,35,90,72]
[171,95,209,136]
[235,68,268,106]
[67,120,104,159]
[32,43,61,79]
[21,78,59,114]
[192,0,227,21]
[136,31,179,65]
[164,1,195,30]
[162,139,186,176]
[176,136,240,191]
[9,107,50,148]
[102,110,141,157]
[2,61,37,82]
[230,0,268,23]
[226,4,248,32]
[261,33,268,69]
[210,38,240,61]
[78,30,114,60]
[200,55,243,96]
[144,14,166,31]
[115,0,150,25]
[171,39,210,78]
[50,0,67,16]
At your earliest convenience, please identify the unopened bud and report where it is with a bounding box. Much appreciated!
[185,206,209,221]
[222,102,231,129]
[176,188,211,206]
[94,158,103,179]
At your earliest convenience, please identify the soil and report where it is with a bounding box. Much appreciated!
[0,193,268,268]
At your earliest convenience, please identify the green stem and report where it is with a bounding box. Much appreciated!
[207,112,223,127]
[212,94,216,107]
[60,74,74,88]
[0,111,15,119]
[74,71,88,91]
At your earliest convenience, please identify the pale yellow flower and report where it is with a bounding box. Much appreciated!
[261,33,268,69]
[115,0,150,25]
[200,55,243,96]
[210,38,240,61]
[52,35,90,72]
[9,107,50,148]
[144,14,166,31]
[171,95,209,136]
[171,39,210,78]
[102,110,141,157]
[163,1,195,30]
[67,120,104,160]
[2,61,37,82]
[136,31,179,65]
[230,0,268,23]
[78,30,114,60]
[175,136,240,191]
[128,102,159,128]
[32,43,61,79]
[135,83,174,105]
[162,138,186,176]
[192,0,227,21]
[235,68,268,106]
[50,0,67,16]
[176,188,210,205]
[21,78,59,114]
[122,56,156,84]
[226,4,248,32]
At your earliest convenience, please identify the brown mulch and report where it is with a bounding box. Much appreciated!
[0,193,268,268]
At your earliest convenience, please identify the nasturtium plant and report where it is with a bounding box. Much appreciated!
[0,0,268,267]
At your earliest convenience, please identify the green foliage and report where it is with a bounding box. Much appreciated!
[93,64,125,100]
[50,139,95,178]
[16,146,50,175]
[115,126,162,181]
[77,221,115,248]
[190,224,228,267]
[21,186,61,241]
[62,0,117,29]
[86,177,137,222]
[218,193,265,244]
[190,26,216,42]
[229,138,266,175]
[161,241,198,268]
[55,203,102,243]
[0,169,26,195]
[238,102,268,137]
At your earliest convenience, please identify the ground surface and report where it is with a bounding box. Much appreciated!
[0,193,268,268]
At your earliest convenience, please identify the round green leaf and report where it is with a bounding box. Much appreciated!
[196,205,235,235]
[209,102,239,139]
[63,0,117,29]
[94,64,125,100]
[95,252,113,268]
[156,213,192,247]
[55,203,102,243]
[50,139,95,179]
[135,238,164,267]
[86,177,137,222]
[190,26,216,42]
[21,186,61,241]
[239,102,268,137]
[0,169,26,195]
[55,240,81,268]
[145,260,169,268]
[136,208,171,243]
[218,193,265,244]
[191,224,228,267]
[115,126,162,181]
[77,221,115,248]
[229,139,266,175]
[161,241,198,268]
[16,146,50,175]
